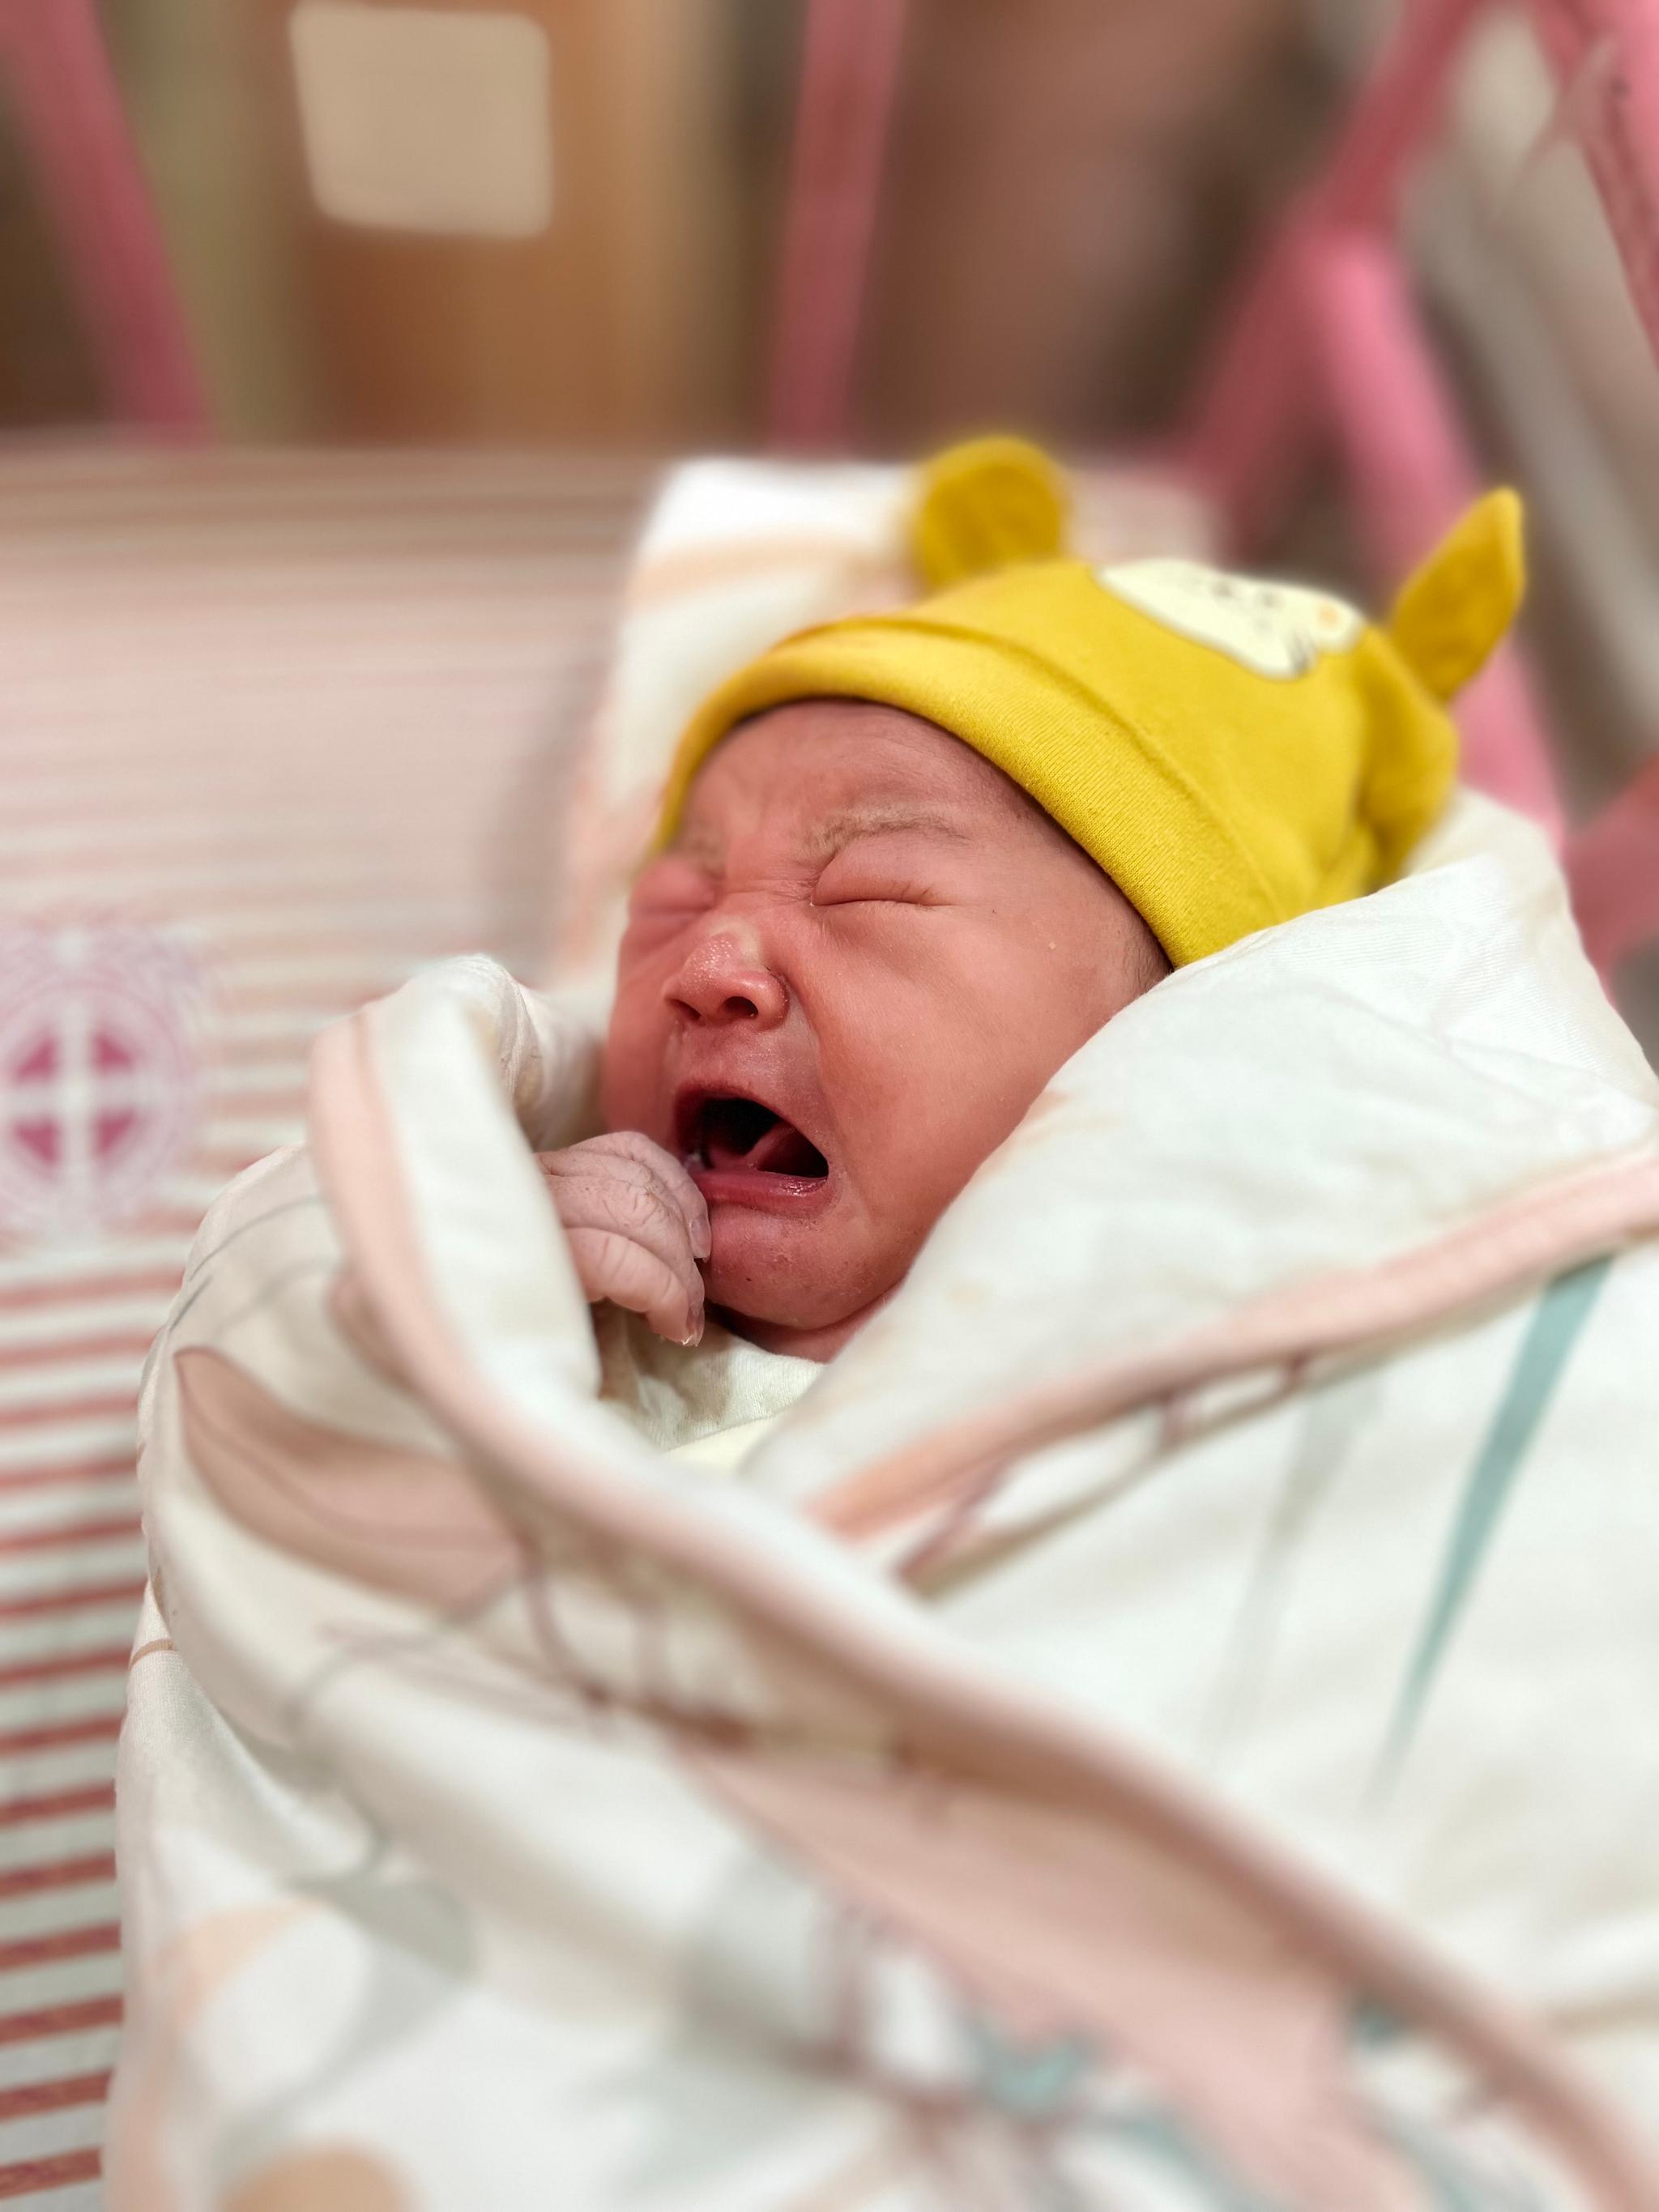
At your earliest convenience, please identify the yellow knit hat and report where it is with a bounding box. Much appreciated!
[655,438,1525,966]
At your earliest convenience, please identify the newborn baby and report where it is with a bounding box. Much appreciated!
[543,697,1167,1369]
[535,444,1521,1460]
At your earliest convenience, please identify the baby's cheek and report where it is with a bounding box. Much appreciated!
[833,1013,986,1189]
[863,966,1053,1181]
[599,982,668,1136]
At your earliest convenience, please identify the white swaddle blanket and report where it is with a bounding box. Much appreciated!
[110,462,1659,2212]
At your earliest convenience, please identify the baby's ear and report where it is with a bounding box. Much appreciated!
[1386,488,1526,701]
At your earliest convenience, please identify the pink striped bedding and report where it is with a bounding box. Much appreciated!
[0,445,646,2205]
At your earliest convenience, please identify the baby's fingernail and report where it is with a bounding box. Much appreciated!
[691,1219,712,1260]
[681,1304,705,1347]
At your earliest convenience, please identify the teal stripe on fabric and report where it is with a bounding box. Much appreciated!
[1381,2114,1547,2212]
[1085,2110,1290,2211]
[1375,1256,1612,1793]
[1204,1366,1382,1762]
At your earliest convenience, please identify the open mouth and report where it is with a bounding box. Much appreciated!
[682,1094,830,1183]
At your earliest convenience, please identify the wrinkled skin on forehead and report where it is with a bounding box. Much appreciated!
[601,700,1170,1361]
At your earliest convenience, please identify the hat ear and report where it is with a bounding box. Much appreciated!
[1385,489,1525,702]
[911,435,1071,589]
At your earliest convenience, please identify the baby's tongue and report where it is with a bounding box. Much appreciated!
[707,1110,817,1176]
[706,1127,753,1172]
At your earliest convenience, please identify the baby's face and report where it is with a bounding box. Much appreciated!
[602,702,1166,1358]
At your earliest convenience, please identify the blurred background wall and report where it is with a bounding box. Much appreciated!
[0,0,1656,953]
[99,0,749,444]
[2,0,1335,451]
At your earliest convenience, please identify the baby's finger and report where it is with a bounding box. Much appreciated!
[565,1130,710,1259]
[539,1143,689,1223]
[564,1226,702,1345]
[544,1171,701,1301]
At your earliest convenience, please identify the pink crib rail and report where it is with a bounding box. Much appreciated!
[1181,0,1659,949]
[766,0,910,451]
[1529,0,1659,370]
[1186,0,1487,550]
[1188,0,1568,843]
[0,0,206,432]
[1567,758,1659,976]
[1303,229,1563,837]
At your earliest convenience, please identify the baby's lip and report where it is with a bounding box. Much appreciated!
[672,1082,833,1198]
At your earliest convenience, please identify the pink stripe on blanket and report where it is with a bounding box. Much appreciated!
[813,1151,1659,1544]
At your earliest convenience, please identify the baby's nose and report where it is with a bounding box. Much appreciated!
[664,932,788,1029]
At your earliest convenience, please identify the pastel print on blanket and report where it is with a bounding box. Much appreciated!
[113,462,1659,2212]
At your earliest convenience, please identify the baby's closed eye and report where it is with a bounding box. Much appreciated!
[623,858,719,944]
[811,853,944,908]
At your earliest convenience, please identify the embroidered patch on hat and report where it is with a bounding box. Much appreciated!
[1098,558,1364,680]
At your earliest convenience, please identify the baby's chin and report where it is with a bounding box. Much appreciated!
[702,1203,895,1352]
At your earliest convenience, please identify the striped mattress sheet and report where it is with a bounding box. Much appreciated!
[0,445,649,2207]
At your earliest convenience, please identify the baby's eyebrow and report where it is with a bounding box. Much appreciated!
[800,803,973,862]
[668,826,723,867]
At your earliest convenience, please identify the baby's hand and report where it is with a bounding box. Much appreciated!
[535,1132,710,1346]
